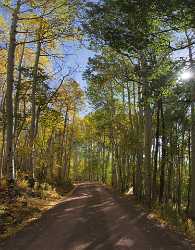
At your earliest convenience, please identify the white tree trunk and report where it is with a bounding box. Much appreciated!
[5,0,21,181]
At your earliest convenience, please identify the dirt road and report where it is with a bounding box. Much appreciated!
[0,183,194,250]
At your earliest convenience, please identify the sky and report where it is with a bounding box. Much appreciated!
[61,41,95,90]
[60,41,96,115]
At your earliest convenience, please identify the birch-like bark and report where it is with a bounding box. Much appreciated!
[30,24,42,176]
[5,0,21,181]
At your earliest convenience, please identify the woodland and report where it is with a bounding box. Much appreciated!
[1,0,195,242]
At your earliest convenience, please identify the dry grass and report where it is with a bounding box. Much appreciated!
[145,206,195,242]
[0,182,73,241]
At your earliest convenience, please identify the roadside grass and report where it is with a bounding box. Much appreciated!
[0,179,74,240]
[111,185,195,244]
[148,204,195,242]
[128,195,195,243]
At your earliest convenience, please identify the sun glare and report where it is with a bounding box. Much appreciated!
[180,71,193,81]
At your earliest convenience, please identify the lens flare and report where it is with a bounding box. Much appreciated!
[180,71,193,81]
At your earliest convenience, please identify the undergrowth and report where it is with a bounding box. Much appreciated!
[148,203,195,241]
[0,177,74,240]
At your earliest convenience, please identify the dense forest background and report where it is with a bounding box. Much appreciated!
[2,0,195,238]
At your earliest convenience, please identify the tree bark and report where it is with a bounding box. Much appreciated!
[159,99,166,204]
[30,25,42,177]
[152,99,160,203]
[185,31,195,218]
[144,100,152,206]
[5,0,21,182]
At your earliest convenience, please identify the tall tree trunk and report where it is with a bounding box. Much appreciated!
[187,129,191,214]
[61,108,69,179]
[5,0,21,182]
[152,99,160,203]
[135,85,143,200]
[167,130,173,202]
[191,84,195,217]
[0,113,6,183]
[30,27,42,177]
[159,99,166,203]
[144,100,152,206]
[13,34,27,172]
[127,82,133,128]
[185,31,195,218]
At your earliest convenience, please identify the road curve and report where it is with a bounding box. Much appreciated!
[0,183,194,250]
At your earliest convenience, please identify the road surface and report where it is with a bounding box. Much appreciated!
[0,183,194,250]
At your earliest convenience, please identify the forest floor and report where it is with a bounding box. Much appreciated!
[0,182,74,241]
[0,183,195,250]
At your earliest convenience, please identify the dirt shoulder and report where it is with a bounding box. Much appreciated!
[0,183,75,241]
